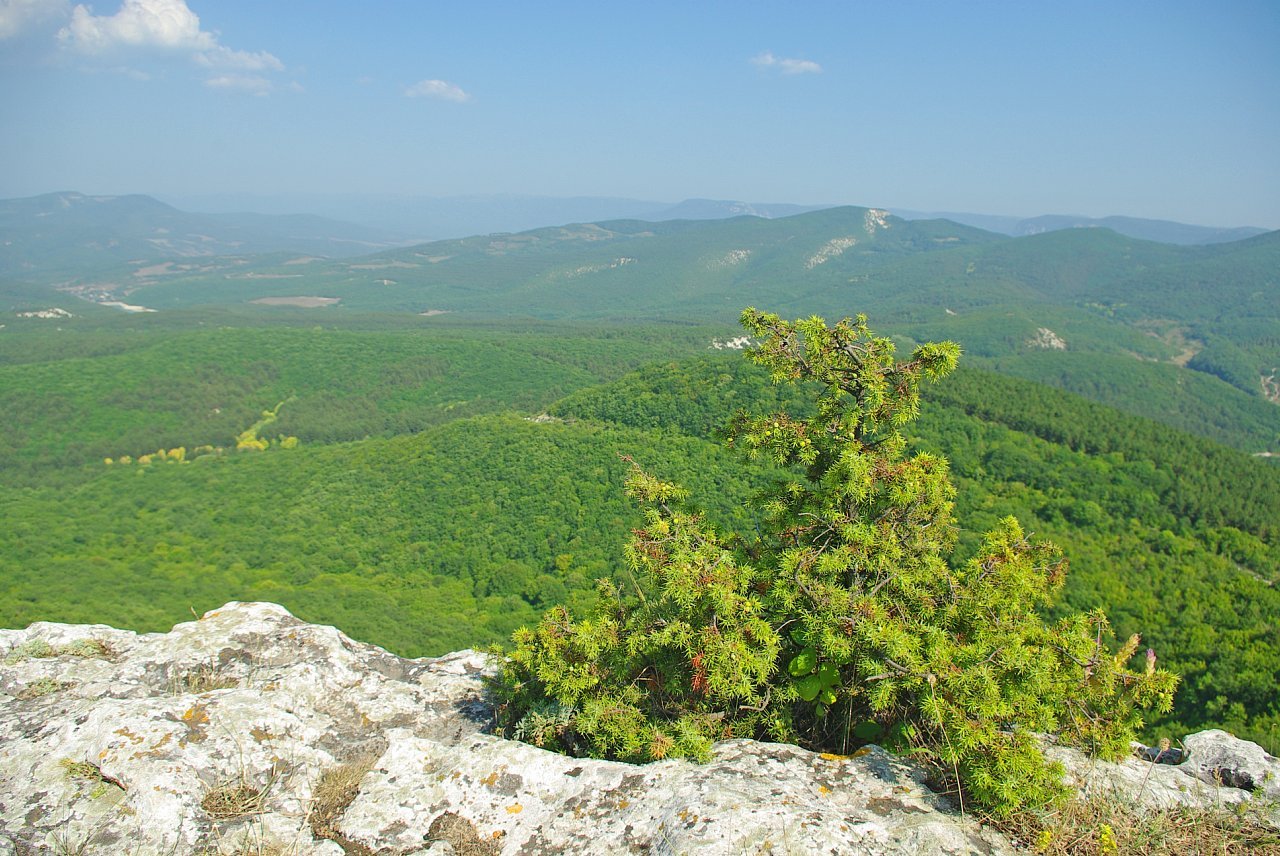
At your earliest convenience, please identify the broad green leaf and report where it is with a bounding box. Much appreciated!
[852,720,882,740]
[788,647,817,677]
[795,673,822,701]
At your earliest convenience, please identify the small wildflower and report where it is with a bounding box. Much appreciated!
[1034,828,1053,852]
[1098,823,1118,855]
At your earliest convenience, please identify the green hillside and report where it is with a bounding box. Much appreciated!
[11,207,1271,455]
[73,207,1001,317]
[550,355,1280,749]
[0,415,769,656]
[0,315,720,482]
[965,352,1280,453]
[0,192,405,277]
[3,204,1277,756]
[1,338,1276,750]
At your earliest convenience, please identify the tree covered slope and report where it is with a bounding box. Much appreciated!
[1,337,1275,751]
[7,206,1276,456]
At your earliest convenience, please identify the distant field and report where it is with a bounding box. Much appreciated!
[250,296,341,307]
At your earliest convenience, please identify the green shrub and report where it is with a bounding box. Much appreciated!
[493,308,1178,816]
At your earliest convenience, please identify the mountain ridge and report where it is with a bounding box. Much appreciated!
[890,208,1268,245]
[0,191,413,277]
[22,190,1266,245]
[4,196,1275,453]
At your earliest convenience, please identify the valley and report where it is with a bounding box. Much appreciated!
[4,5,1276,844]
[9,210,1279,461]
[1,198,1277,757]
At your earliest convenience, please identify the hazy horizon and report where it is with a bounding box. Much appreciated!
[2,1,1278,229]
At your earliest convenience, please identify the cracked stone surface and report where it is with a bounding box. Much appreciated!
[1182,729,1280,800]
[1,602,1274,854]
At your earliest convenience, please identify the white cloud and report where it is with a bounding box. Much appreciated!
[58,0,281,71]
[752,51,821,75]
[194,44,282,72]
[404,78,470,102]
[204,73,270,95]
[61,0,211,51]
[0,0,70,40]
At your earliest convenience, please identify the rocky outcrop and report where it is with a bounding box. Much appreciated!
[0,603,1274,855]
[1182,730,1280,799]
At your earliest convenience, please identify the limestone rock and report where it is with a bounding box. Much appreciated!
[0,602,1273,854]
[0,602,489,855]
[1183,729,1280,799]
[1045,740,1251,812]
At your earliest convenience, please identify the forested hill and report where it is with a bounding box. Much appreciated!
[552,358,1277,541]
[2,197,1276,755]
[10,205,1274,457]
[0,319,720,482]
[1,330,1276,752]
[0,192,408,277]
[549,354,1280,751]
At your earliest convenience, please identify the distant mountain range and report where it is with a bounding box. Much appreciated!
[3,194,1276,455]
[154,191,1267,246]
[0,192,411,278]
[155,193,834,241]
[889,209,1268,245]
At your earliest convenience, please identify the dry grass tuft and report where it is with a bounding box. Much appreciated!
[309,755,378,854]
[425,812,503,856]
[201,779,268,821]
[196,819,300,856]
[311,755,375,827]
[219,845,290,856]
[48,828,94,856]
[172,661,240,695]
[199,834,295,856]
[992,793,1280,855]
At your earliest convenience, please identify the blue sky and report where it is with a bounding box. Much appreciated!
[2,0,1278,227]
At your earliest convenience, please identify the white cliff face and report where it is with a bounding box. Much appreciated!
[0,603,1274,855]
[1028,327,1068,350]
[804,236,858,269]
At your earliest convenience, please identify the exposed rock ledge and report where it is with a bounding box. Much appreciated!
[1,602,1275,855]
